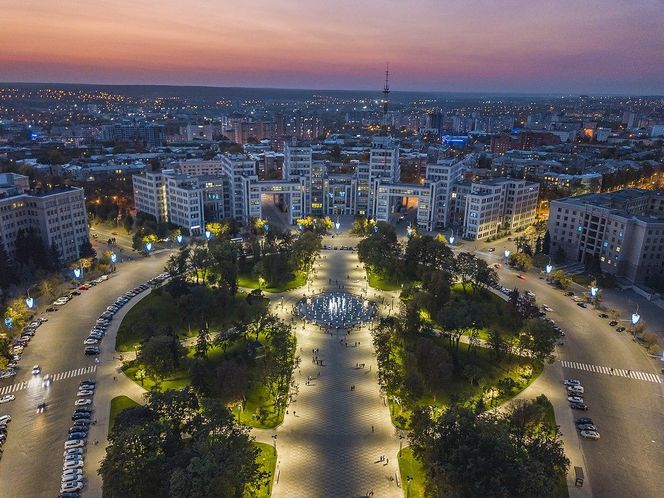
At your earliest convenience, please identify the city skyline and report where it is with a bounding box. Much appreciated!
[2,0,664,94]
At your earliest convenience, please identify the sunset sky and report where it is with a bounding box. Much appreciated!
[1,0,663,94]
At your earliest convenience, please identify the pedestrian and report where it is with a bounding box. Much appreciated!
[113,376,116,381]
[317,371,320,378]
[371,425,374,433]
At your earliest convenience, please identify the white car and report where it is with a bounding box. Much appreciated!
[64,440,84,449]
[0,395,15,404]
[64,448,84,457]
[63,460,84,470]
[568,395,584,404]
[62,468,83,478]
[0,415,11,424]
[564,379,581,386]
[567,385,584,395]
[542,304,553,312]
[74,399,92,406]
[77,390,94,397]
[62,474,83,484]
[32,365,41,375]
[42,375,53,387]
[60,482,84,493]
[83,338,99,345]
[580,430,600,440]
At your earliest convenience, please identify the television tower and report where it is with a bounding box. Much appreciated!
[382,63,390,127]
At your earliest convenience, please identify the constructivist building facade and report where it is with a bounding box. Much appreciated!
[132,137,540,239]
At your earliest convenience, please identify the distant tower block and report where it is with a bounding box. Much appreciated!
[382,63,390,127]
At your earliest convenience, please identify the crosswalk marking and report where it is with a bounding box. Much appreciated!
[0,365,96,395]
[560,360,662,383]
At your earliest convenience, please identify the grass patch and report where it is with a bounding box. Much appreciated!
[232,383,284,429]
[243,442,277,498]
[109,395,140,432]
[367,270,404,291]
[571,273,593,286]
[389,342,543,430]
[116,288,265,351]
[398,447,426,498]
[238,270,306,293]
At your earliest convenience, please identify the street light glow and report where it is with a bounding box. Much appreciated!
[545,264,553,274]
[25,297,34,308]
[504,249,511,258]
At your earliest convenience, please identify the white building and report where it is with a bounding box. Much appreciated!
[0,173,90,262]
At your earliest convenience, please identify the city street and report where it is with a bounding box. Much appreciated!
[476,247,664,498]
[0,251,171,498]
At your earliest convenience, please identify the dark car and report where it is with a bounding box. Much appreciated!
[46,307,58,312]
[599,313,609,319]
[84,347,100,355]
[576,302,588,308]
[68,427,88,435]
[570,402,588,411]
[576,417,593,425]
[67,432,87,441]
[72,413,91,421]
[565,291,575,296]
[616,326,626,332]
[609,320,618,326]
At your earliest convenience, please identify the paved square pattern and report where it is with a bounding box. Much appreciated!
[254,250,402,497]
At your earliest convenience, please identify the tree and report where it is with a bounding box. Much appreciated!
[194,328,210,360]
[357,223,401,279]
[79,239,96,259]
[410,404,569,498]
[138,335,185,380]
[550,270,572,290]
[509,252,533,271]
[520,318,559,361]
[488,329,505,358]
[542,230,551,255]
[0,244,16,292]
[289,231,321,276]
[454,252,476,291]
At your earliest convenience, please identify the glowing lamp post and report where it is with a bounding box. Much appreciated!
[110,252,117,264]
[631,312,640,326]
[73,267,82,280]
[176,234,183,244]
[545,264,553,275]
[25,297,34,309]
[449,235,455,245]
[504,249,511,259]
[205,230,212,240]
[3,317,12,330]
[406,225,413,238]
[590,286,598,298]
[145,242,152,253]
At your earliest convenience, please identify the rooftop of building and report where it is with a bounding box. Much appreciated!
[554,189,664,221]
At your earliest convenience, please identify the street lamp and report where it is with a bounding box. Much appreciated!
[590,286,598,298]
[545,263,553,275]
[205,230,212,240]
[176,234,183,244]
[406,476,413,498]
[145,242,152,253]
[631,306,640,326]
[73,266,83,280]
[272,434,278,455]
[4,317,13,330]
[504,249,511,259]
[449,229,455,245]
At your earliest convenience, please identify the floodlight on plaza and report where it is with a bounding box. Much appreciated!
[590,286,598,297]
[145,242,152,252]
[176,234,183,244]
[631,311,640,325]
[545,264,553,274]
[205,230,212,240]
[110,253,117,264]
[504,249,511,258]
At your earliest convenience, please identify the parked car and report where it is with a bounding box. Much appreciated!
[576,302,588,308]
[517,275,526,280]
[564,379,581,386]
[567,385,585,395]
[568,395,584,403]
[74,399,92,406]
[570,402,588,410]
[580,430,600,440]
[576,424,597,432]
[609,320,618,326]
[616,326,626,333]
[0,395,15,404]
[576,417,593,425]
[599,313,609,318]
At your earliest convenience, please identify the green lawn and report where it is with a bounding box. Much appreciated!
[389,342,543,430]
[238,270,306,293]
[398,447,426,498]
[539,397,571,498]
[243,442,277,498]
[116,289,265,351]
[571,273,594,286]
[108,395,140,432]
[367,270,404,291]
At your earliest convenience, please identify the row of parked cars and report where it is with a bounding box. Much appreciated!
[321,245,356,251]
[46,275,110,313]
[82,272,170,356]
[59,379,97,496]
[564,379,601,439]
[0,317,48,380]
[0,414,11,459]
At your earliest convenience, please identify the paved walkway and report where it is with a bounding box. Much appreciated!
[255,249,402,497]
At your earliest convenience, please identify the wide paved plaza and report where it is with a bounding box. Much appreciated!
[254,248,402,497]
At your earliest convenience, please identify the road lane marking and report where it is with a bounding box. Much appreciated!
[0,365,97,394]
[561,360,662,383]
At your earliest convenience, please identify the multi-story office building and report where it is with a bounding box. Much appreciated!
[462,179,539,240]
[101,123,165,148]
[0,173,89,262]
[133,137,539,239]
[548,189,664,284]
